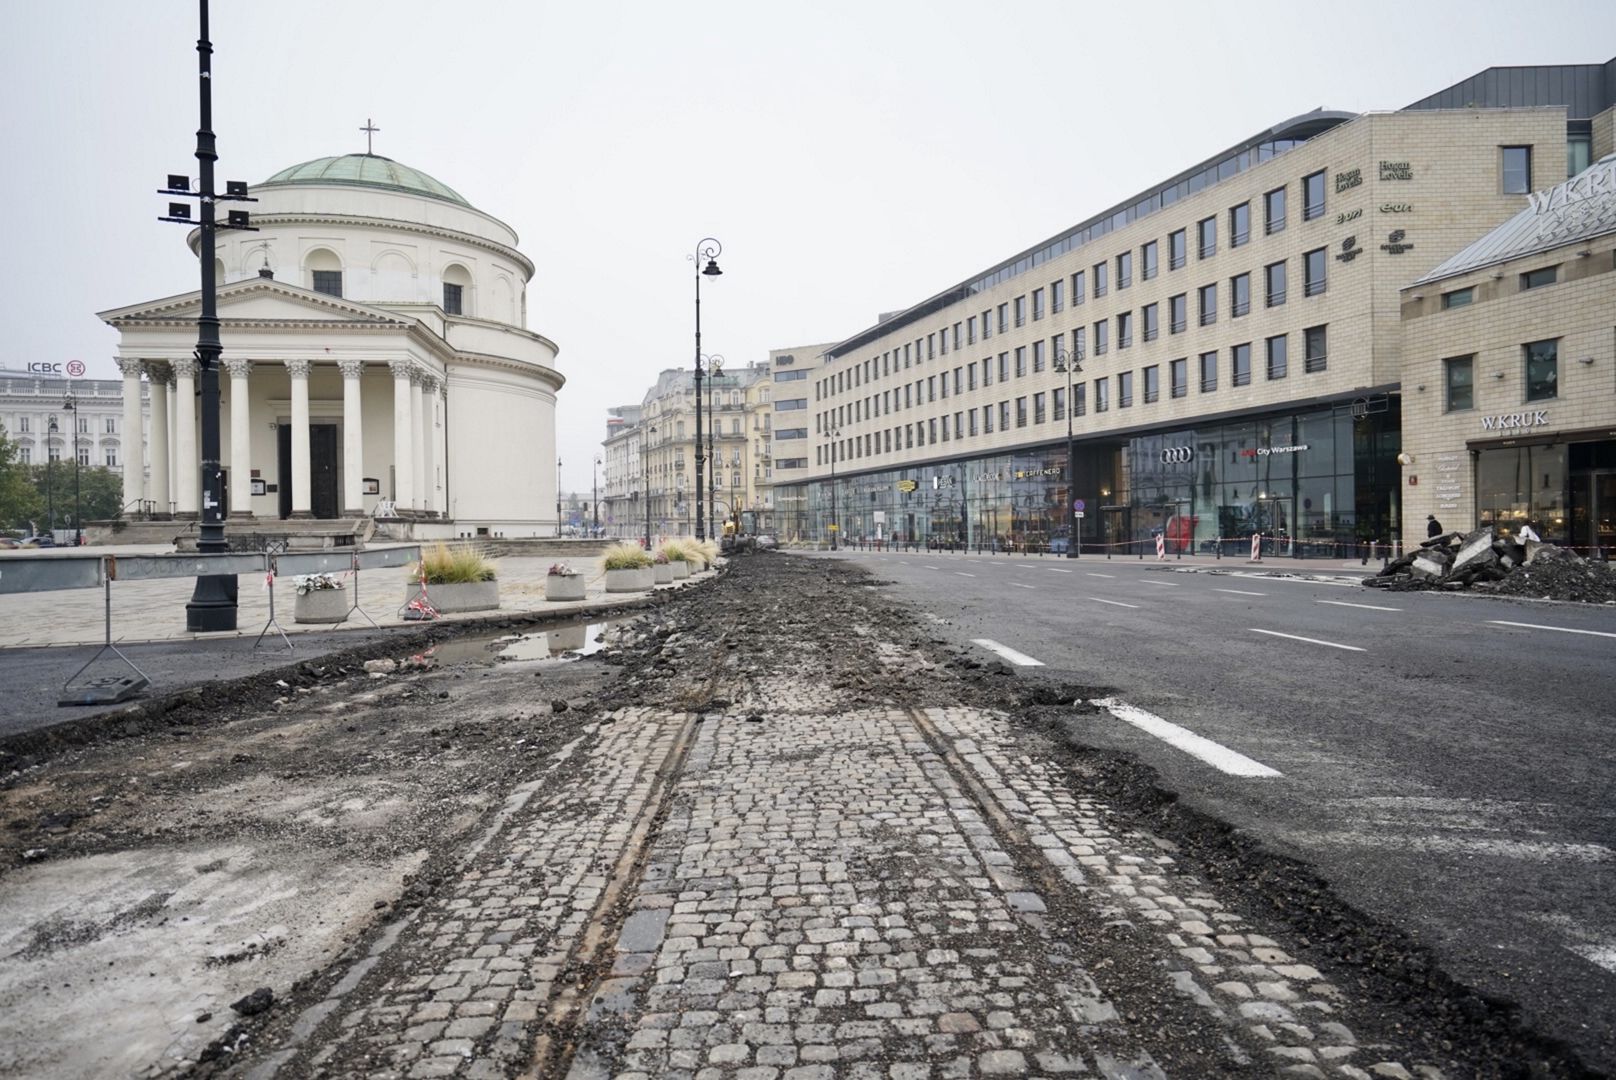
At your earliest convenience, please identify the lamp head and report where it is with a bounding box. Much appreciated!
[702,258,723,277]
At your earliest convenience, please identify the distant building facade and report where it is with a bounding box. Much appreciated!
[1,363,146,479]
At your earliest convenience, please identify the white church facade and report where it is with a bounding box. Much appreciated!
[98,153,563,535]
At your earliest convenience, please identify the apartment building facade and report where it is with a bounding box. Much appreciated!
[777,59,1609,554]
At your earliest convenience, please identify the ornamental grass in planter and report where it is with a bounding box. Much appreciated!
[405,542,500,613]
[659,539,692,579]
[603,543,654,593]
[293,572,349,624]
[544,560,586,602]
[694,537,720,571]
[652,551,676,585]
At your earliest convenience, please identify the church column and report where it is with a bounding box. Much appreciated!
[165,378,178,506]
[286,359,313,518]
[419,374,438,516]
[224,359,253,518]
[409,369,426,512]
[116,358,145,512]
[147,365,171,516]
[172,357,199,517]
[338,359,365,516]
[388,360,415,510]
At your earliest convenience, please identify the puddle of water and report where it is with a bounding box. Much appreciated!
[428,619,626,666]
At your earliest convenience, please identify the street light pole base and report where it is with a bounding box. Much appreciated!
[186,574,238,632]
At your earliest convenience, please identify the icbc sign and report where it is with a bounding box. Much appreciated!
[66,360,86,377]
[26,362,64,374]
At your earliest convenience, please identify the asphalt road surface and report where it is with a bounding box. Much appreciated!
[817,547,1616,1074]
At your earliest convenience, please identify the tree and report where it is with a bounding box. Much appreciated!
[0,424,41,532]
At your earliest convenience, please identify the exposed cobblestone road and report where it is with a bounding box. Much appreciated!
[227,557,1500,1079]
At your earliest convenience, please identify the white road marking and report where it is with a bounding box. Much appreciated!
[1317,599,1402,612]
[1091,697,1282,778]
[955,572,976,578]
[1011,582,1036,590]
[1085,573,1116,579]
[1139,580,1178,587]
[972,639,1045,667]
[1091,597,1139,609]
[1048,568,1074,574]
[1489,620,1616,640]
[1571,944,1616,973]
[1214,588,1267,597]
[1248,628,1365,652]
[924,565,942,570]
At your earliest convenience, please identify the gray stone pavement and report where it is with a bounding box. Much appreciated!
[251,666,1448,1078]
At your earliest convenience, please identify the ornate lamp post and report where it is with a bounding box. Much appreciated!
[690,238,722,542]
[157,0,257,631]
[1053,347,1084,559]
[46,414,58,538]
[704,354,724,541]
[828,425,841,550]
[63,396,84,545]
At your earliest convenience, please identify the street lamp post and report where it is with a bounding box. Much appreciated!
[1053,347,1084,559]
[556,456,563,535]
[46,414,58,539]
[63,396,83,545]
[157,0,257,631]
[704,354,724,543]
[828,426,841,550]
[643,424,656,548]
[690,238,722,542]
[592,455,601,535]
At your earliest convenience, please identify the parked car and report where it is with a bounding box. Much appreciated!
[0,537,21,550]
[18,534,56,548]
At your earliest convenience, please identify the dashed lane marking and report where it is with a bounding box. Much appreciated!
[1048,568,1074,573]
[955,572,977,578]
[1571,944,1616,973]
[1489,620,1616,640]
[1214,588,1267,596]
[971,638,1045,666]
[1091,697,1282,778]
[1091,597,1139,609]
[1139,580,1179,587]
[1085,572,1116,579]
[1317,599,1402,612]
[1011,582,1036,589]
[924,565,942,570]
[1249,628,1365,652]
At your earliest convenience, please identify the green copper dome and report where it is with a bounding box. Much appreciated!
[258,154,470,207]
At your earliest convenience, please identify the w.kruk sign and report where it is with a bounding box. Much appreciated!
[1481,409,1550,432]
[1529,156,1616,244]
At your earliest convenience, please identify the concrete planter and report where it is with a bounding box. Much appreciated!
[671,559,691,580]
[544,574,586,602]
[404,579,500,613]
[605,567,653,593]
[293,587,349,624]
[653,562,676,585]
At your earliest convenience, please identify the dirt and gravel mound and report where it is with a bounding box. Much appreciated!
[1364,527,1616,602]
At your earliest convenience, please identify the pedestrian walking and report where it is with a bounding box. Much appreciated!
[1426,514,1443,538]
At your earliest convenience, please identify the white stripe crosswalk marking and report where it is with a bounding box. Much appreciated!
[1091,697,1281,778]
[1249,628,1365,652]
[971,639,1045,666]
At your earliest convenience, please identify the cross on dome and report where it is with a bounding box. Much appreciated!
[360,118,380,155]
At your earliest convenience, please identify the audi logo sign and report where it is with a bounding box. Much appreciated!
[1159,446,1194,464]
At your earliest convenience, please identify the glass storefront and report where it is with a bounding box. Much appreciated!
[1476,439,1616,556]
[777,400,1402,555]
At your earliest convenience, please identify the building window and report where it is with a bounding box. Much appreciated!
[1264,186,1286,234]
[1231,273,1250,317]
[1168,229,1186,270]
[312,270,343,297]
[104,449,117,467]
[1118,371,1134,408]
[1050,279,1064,313]
[997,303,1009,334]
[1199,351,1218,393]
[443,282,464,315]
[998,352,1009,382]
[1095,377,1109,412]
[942,415,951,441]
[1445,355,1474,412]
[1266,334,1288,380]
[1073,326,1086,359]
[105,417,116,434]
[1303,169,1326,220]
[1303,248,1327,296]
[981,312,992,341]
[1014,346,1027,378]
[1032,339,1046,372]
[1441,287,1474,309]
[1143,365,1159,404]
[967,315,977,344]
[1502,146,1532,194]
[1229,202,1250,247]
[1054,387,1066,421]
[1142,240,1158,281]
[1034,392,1046,424]
[1265,261,1287,307]
[1032,288,1045,321]
[1232,343,1252,387]
[18,417,29,433]
[1304,325,1328,373]
[1093,262,1108,298]
[1143,303,1159,342]
[1169,294,1186,334]
[1197,216,1216,259]
[1094,320,1109,355]
[1170,357,1188,399]
[969,410,979,436]
[1117,250,1133,289]
[1198,284,1217,326]
[19,447,31,464]
[1521,265,1558,290]
[1016,396,1028,428]
[1072,269,1086,305]
[1525,339,1558,401]
[999,401,1010,430]
[1117,311,1133,349]
[1073,383,1087,416]
[1014,296,1027,327]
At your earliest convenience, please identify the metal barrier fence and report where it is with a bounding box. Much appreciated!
[830,535,1402,566]
[0,545,420,704]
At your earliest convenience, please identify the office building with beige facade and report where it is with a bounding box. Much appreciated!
[776,58,1614,555]
[1400,148,1616,556]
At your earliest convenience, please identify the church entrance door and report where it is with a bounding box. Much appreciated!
[277,423,343,519]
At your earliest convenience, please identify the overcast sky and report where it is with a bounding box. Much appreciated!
[3,1,1613,492]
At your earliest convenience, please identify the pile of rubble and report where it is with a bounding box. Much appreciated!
[1364,526,1616,602]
